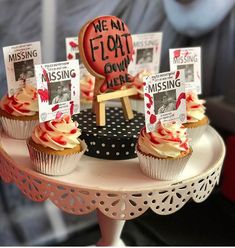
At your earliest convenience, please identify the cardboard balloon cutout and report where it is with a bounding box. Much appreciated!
[79,16,137,126]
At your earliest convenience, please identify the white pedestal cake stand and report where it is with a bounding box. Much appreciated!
[0,126,225,246]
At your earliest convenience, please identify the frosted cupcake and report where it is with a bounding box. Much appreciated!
[80,75,95,110]
[136,122,192,180]
[183,92,209,145]
[130,70,152,113]
[27,115,87,176]
[0,84,39,139]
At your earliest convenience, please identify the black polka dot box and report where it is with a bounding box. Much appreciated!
[73,107,145,160]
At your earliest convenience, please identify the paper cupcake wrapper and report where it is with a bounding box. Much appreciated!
[187,124,208,147]
[0,116,38,140]
[136,147,192,180]
[27,139,87,176]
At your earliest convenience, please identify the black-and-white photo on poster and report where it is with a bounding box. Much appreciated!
[75,52,80,61]
[154,89,176,115]
[136,48,153,64]
[48,80,71,105]
[14,59,34,82]
[177,64,194,83]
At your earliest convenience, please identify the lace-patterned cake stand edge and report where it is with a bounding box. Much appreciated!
[0,126,225,246]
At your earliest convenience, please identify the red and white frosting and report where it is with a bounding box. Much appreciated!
[186,92,206,123]
[0,84,38,116]
[80,75,95,102]
[138,122,190,158]
[32,115,81,150]
[131,70,152,98]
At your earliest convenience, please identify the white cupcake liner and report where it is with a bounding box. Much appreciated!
[0,116,38,140]
[130,99,144,113]
[187,124,208,147]
[136,147,192,180]
[27,139,87,176]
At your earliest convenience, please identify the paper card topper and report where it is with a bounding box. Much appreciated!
[3,41,42,96]
[143,70,186,133]
[169,47,201,94]
[65,36,95,92]
[128,32,162,76]
[35,60,80,122]
[65,37,80,61]
[79,15,134,93]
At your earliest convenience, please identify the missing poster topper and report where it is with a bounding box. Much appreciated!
[65,37,95,84]
[35,60,80,122]
[128,32,162,77]
[143,70,186,133]
[3,41,41,96]
[169,47,201,94]
[65,37,79,61]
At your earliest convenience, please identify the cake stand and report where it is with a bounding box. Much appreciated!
[0,126,225,246]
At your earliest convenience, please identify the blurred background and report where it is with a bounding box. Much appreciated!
[0,0,235,245]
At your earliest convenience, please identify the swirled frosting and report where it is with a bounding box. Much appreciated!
[131,70,152,98]
[138,122,190,158]
[32,115,81,150]
[80,75,95,102]
[0,84,38,116]
[186,92,206,123]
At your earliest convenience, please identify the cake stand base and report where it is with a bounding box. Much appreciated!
[97,209,125,246]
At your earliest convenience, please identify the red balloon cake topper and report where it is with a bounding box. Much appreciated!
[79,16,134,93]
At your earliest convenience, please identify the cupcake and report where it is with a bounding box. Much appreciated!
[183,92,209,146]
[80,75,95,110]
[136,122,192,180]
[129,70,152,113]
[0,84,39,139]
[27,115,87,176]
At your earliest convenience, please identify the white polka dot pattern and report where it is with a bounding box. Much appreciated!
[73,108,145,160]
